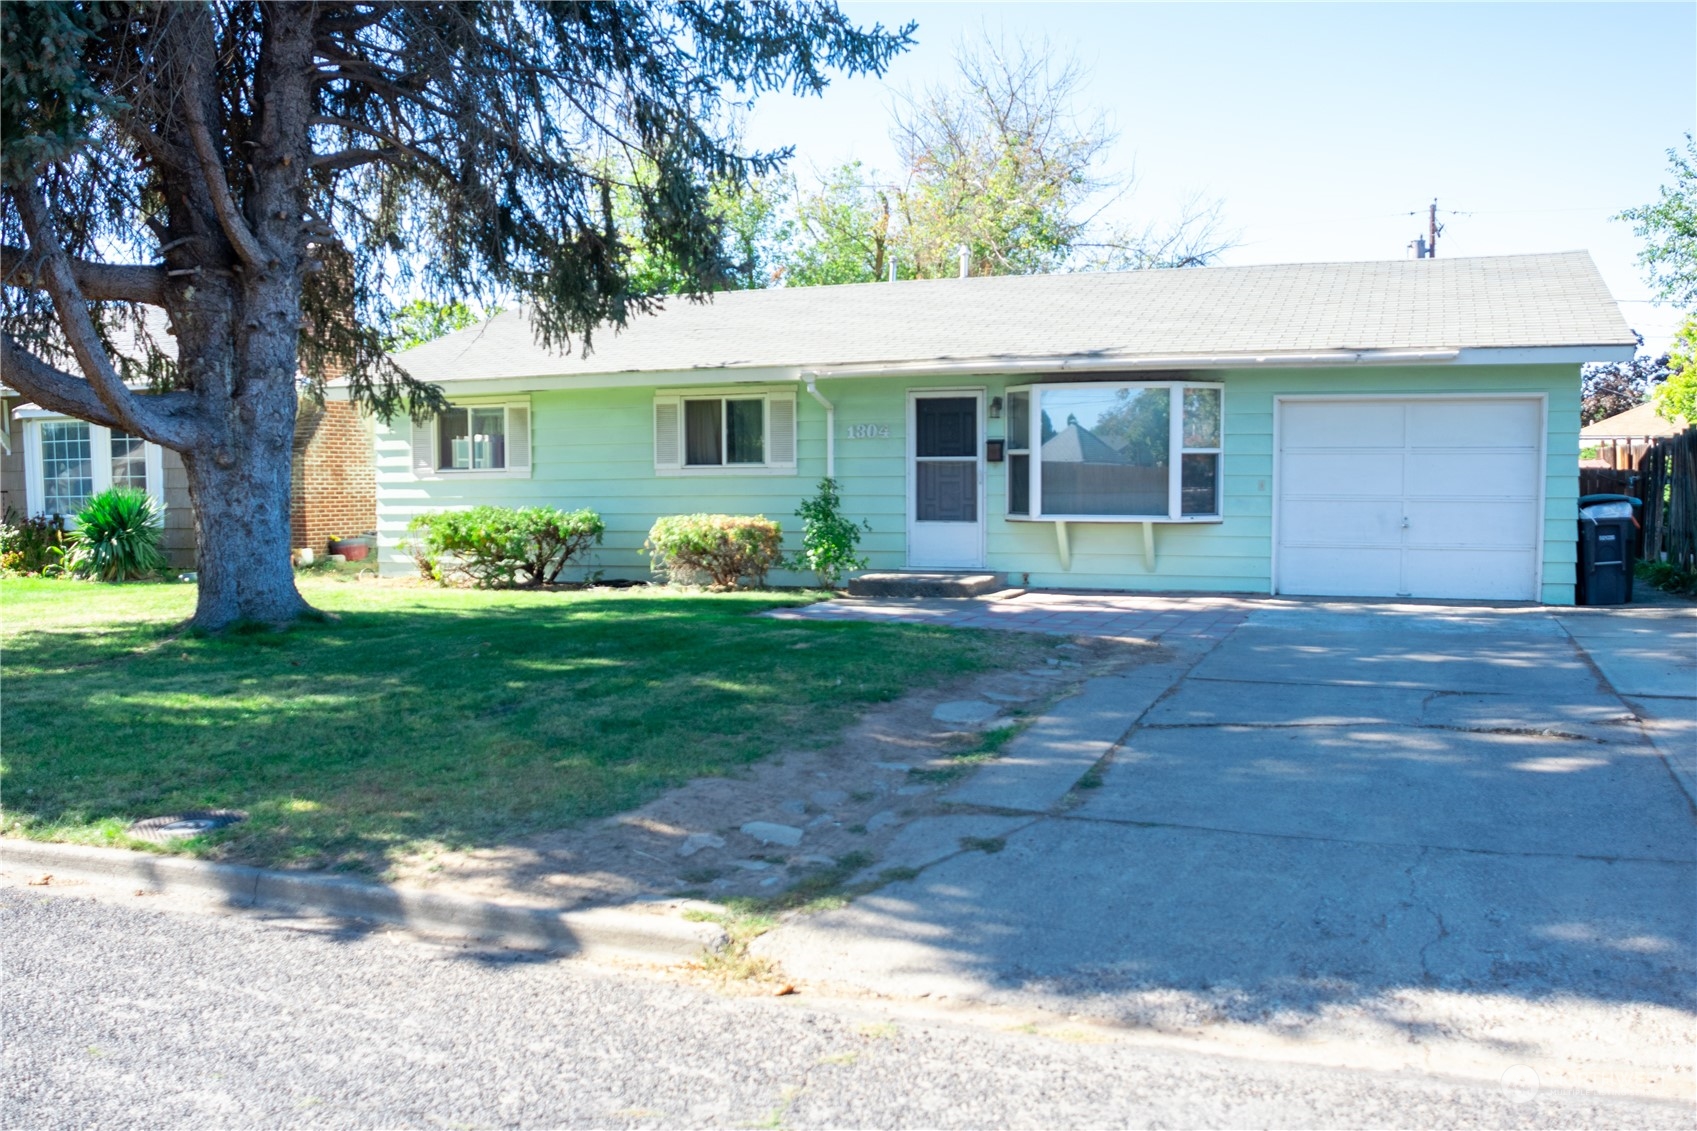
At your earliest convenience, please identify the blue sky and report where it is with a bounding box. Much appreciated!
[742,2,1696,352]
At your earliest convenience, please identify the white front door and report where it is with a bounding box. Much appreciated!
[1276,396,1544,600]
[908,391,985,568]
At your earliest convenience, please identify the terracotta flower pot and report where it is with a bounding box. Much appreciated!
[327,539,369,562]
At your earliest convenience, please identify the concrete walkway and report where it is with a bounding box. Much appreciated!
[757,593,1697,1101]
[771,590,1253,641]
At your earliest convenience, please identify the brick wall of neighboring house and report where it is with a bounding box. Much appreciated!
[289,399,376,554]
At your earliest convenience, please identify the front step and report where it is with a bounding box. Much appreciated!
[846,571,1005,598]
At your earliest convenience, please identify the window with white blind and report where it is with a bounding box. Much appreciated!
[410,401,531,478]
[653,391,796,475]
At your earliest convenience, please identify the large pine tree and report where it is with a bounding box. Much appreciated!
[1,1,910,628]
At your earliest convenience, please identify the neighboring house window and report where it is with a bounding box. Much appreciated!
[1004,382,1224,522]
[24,417,164,519]
[437,406,507,470]
[41,420,94,514]
[111,430,148,490]
[653,391,797,474]
[409,401,531,478]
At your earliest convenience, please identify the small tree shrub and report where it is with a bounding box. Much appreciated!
[0,508,69,575]
[790,478,870,587]
[63,488,167,581]
[645,514,784,589]
[408,505,604,587]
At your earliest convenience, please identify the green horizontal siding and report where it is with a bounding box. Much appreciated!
[374,363,1583,602]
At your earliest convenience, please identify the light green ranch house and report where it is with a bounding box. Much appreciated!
[369,251,1636,604]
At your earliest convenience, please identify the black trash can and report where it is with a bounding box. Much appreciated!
[1577,494,1641,606]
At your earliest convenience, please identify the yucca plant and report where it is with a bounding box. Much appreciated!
[65,488,168,582]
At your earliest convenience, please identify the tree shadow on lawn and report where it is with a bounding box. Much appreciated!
[1,590,1041,879]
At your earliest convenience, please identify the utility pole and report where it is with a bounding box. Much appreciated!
[1408,199,1443,259]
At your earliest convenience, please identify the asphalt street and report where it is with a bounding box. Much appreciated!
[4,887,1687,1129]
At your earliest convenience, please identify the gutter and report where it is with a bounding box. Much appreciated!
[799,373,835,478]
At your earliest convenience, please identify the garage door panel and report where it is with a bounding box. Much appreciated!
[1404,548,1537,600]
[1407,399,1540,447]
[1281,451,1403,498]
[1405,451,1540,497]
[1403,499,1539,548]
[1281,401,1404,448]
[1278,546,1403,597]
[1281,499,1402,546]
[1277,397,1541,601]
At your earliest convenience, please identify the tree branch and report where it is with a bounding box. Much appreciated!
[2,335,208,442]
[0,245,168,305]
[183,78,270,269]
[9,182,200,448]
[0,336,121,428]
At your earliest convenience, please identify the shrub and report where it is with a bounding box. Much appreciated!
[1637,559,1697,596]
[62,488,167,581]
[645,514,784,589]
[408,505,604,587]
[790,477,870,587]
[0,508,69,575]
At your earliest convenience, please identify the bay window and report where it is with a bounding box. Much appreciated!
[1004,381,1223,521]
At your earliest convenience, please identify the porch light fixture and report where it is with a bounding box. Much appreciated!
[988,396,1003,419]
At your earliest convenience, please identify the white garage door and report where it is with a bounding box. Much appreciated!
[1276,397,1542,600]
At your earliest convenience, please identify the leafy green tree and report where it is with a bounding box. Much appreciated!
[785,161,892,285]
[1618,134,1697,310]
[772,35,1234,284]
[0,1,911,629]
[1655,314,1697,423]
[386,300,490,352]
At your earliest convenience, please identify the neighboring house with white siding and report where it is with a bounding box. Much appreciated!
[373,251,1636,604]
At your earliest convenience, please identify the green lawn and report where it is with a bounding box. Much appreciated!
[2,576,1051,872]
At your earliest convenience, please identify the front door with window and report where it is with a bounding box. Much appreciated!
[908,392,984,568]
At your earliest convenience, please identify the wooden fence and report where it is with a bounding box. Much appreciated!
[1638,429,1697,573]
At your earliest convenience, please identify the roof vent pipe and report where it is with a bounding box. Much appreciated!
[888,255,897,283]
[958,245,970,278]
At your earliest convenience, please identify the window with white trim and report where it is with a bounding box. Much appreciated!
[26,417,163,519]
[1004,381,1223,521]
[41,420,94,515]
[653,391,796,474]
[411,401,531,477]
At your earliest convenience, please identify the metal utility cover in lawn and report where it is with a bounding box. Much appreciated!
[126,811,247,842]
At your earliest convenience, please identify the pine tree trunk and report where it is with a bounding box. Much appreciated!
[181,378,312,631]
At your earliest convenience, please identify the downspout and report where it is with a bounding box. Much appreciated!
[801,373,835,479]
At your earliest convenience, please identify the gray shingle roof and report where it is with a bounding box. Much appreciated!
[393,251,1635,384]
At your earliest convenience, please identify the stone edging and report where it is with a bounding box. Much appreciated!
[1,839,726,962]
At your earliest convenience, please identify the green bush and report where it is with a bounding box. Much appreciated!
[1637,559,1697,596]
[790,477,870,587]
[408,505,604,587]
[62,488,167,581]
[644,514,784,589]
[0,508,69,575]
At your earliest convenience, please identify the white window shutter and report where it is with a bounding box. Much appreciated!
[411,415,436,477]
[768,394,796,468]
[654,396,682,470]
[506,404,531,475]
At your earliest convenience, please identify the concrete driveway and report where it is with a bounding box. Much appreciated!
[758,596,1697,1101]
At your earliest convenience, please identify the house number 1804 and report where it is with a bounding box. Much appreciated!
[845,423,890,439]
